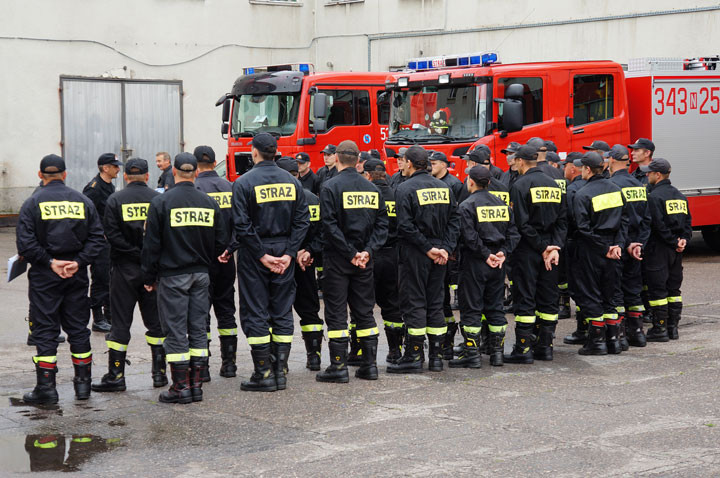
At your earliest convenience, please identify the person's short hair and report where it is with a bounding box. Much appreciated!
[175,169,195,179]
[41,172,64,180]
[589,165,604,175]
[368,171,386,181]
[156,152,171,162]
[125,173,146,182]
[336,140,360,167]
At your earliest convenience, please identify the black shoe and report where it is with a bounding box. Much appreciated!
[159,362,193,403]
[387,335,424,374]
[626,312,647,347]
[347,328,363,366]
[504,327,535,364]
[558,295,571,320]
[564,315,588,345]
[606,322,622,354]
[241,345,278,392]
[449,333,482,368]
[316,339,350,383]
[91,349,127,392]
[533,320,556,361]
[427,334,444,372]
[150,344,168,388]
[189,357,207,402]
[579,323,608,355]
[302,330,323,371]
[488,331,505,366]
[642,310,653,324]
[23,361,59,405]
[272,342,291,390]
[219,335,238,378]
[442,322,458,360]
[646,307,670,343]
[384,327,403,364]
[355,336,379,380]
[72,354,92,400]
[91,307,111,333]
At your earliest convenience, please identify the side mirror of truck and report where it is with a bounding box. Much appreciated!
[221,123,229,137]
[221,99,231,123]
[313,118,327,133]
[501,100,523,133]
[313,93,328,119]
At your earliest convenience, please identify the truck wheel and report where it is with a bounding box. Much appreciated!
[701,226,720,252]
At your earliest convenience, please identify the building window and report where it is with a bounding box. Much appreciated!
[498,77,543,126]
[573,74,614,126]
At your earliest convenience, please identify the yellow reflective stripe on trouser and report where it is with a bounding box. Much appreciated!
[628,305,645,312]
[616,306,626,313]
[71,351,92,359]
[536,311,558,321]
[218,328,237,336]
[145,335,165,345]
[272,334,293,343]
[408,327,426,336]
[34,439,58,449]
[328,329,349,339]
[106,340,128,352]
[584,316,603,324]
[426,326,447,335]
[558,283,568,290]
[316,266,323,272]
[247,335,271,345]
[72,437,92,443]
[301,324,323,332]
[642,285,648,291]
[167,352,189,362]
[603,313,618,320]
[349,323,357,330]
[649,298,668,307]
[206,332,212,340]
[444,316,456,323]
[190,348,208,357]
[488,324,507,333]
[383,320,404,329]
[33,355,57,364]
[515,315,536,324]
[462,326,482,334]
[481,314,487,322]
[667,296,682,303]
[449,284,458,290]
[356,327,379,338]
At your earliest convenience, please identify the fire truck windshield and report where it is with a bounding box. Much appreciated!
[387,82,490,144]
[231,93,301,137]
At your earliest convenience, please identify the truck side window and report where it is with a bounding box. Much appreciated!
[498,77,543,126]
[309,90,371,130]
[573,74,614,125]
[376,91,390,125]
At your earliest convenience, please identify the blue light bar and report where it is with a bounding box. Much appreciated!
[405,52,499,71]
[470,56,481,65]
[299,63,310,72]
[459,56,469,66]
[244,67,255,75]
[408,61,417,70]
[418,61,428,70]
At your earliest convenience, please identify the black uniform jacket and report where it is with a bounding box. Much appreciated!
[610,169,651,246]
[158,166,174,191]
[566,175,587,240]
[83,173,115,221]
[316,165,338,185]
[196,170,239,253]
[438,171,464,202]
[389,171,407,190]
[500,168,520,191]
[17,179,105,268]
[372,179,398,248]
[632,167,649,187]
[572,174,628,251]
[459,175,509,205]
[302,188,323,257]
[646,179,692,248]
[299,169,321,194]
[459,189,520,260]
[104,181,158,264]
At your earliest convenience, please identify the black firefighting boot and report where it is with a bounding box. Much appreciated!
[23,360,59,405]
[642,309,653,324]
[355,336,379,380]
[449,332,482,368]
[563,310,588,345]
[302,331,323,371]
[480,320,490,355]
[91,307,111,333]
[626,311,647,347]
[504,326,535,364]
[387,334,424,374]
[316,338,350,383]
[201,338,211,383]
[272,342,291,390]
[427,334,444,372]
[646,306,670,342]
[72,355,92,400]
[618,313,630,351]
[219,335,238,378]
[533,320,556,361]
[579,321,608,355]
[189,357,207,402]
[605,319,623,355]
[159,361,193,403]
[442,321,458,360]
[453,325,467,356]
[668,301,682,340]
[241,345,278,392]
[558,294,572,320]
[488,331,506,366]
[347,327,363,366]
[150,345,168,388]
[384,327,403,364]
[91,349,127,392]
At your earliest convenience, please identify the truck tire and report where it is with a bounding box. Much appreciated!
[702,226,720,252]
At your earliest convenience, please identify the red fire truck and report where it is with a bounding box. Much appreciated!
[216,64,391,181]
[384,54,720,250]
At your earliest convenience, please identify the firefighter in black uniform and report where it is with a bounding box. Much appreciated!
[500,142,521,190]
[232,134,310,392]
[82,153,120,333]
[92,158,167,393]
[275,157,324,371]
[316,140,388,383]
[607,145,651,348]
[389,148,408,190]
[641,158,692,341]
[316,144,339,185]
[451,166,520,368]
[628,138,655,186]
[17,154,105,404]
[388,146,460,373]
[142,153,227,404]
[194,145,239,379]
[156,152,175,191]
[296,152,320,194]
[505,145,567,364]
[571,152,628,355]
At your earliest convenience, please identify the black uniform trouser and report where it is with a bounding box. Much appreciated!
[442,258,459,321]
[644,242,684,316]
[400,246,447,337]
[458,252,506,333]
[107,261,164,349]
[374,246,403,330]
[294,263,323,333]
[237,242,295,346]
[28,265,91,358]
[157,272,210,362]
[89,242,110,309]
[323,252,378,340]
[558,248,569,296]
[208,258,237,337]
[510,244,559,325]
[613,254,645,313]
[572,240,620,323]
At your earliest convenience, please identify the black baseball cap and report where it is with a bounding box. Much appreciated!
[464,148,490,164]
[40,154,66,173]
[429,151,449,164]
[321,144,337,155]
[604,144,630,161]
[405,145,428,166]
[276,156,299,174]
[573,151,604,168]
[473,144,491,154]
[560,151,583,166]
[546,152,561,163]
[193,146,216,163]
[369,149,381,160]
[501,142,521,155]
[628,138,655,152]
[363,158,386,172]
[514,145,539,161]
[295,152,310,163]
[397,147,408,158]
[98,153,121,166]
[526,137,546,150]
[544,140,558,152]
[467,165,492,183]
[582,140,610,152]
[125,158,149,174]
[640,158,671,174]
[252,133,277,154]
[174,152,198,172]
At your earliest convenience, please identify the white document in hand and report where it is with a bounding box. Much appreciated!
[7,254,28,282]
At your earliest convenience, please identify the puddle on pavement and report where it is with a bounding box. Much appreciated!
[0,433,123,473]
[7,397,63,420]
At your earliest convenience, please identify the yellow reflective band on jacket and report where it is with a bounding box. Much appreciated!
[34,439,58,449]
[72,437,92,443]
[476,205,510,222]
[33,355,57,364]
[555,179,567,194]
[426,326,447,336]
[622,187,647,202]
[190,348,208,357]
[309,204,320,222]
[667,296,682,303]
[121,203,150,221]
[383,320,404,329]
[515,315,536,324]
[416,188,450,205]
[490,190,510,205]
[356,327,379,338]
[218,328,238,336]
[385,200,396,217]
[342,191,379,209]
[536,311,558,321]
[558,283,568,290]
[408,327,427,336]
[530,187,561,203]
[488,324,508,333]
[255,183,296,203]
[207,191,232,209]
[649,298,668,307]
[665,199,688,215]
[591,191,623,212]
[301,324,323,332]
[628,305,645,312]
[462,326,482,335]
[71,351,92,359]
[247,335,271,345]
[328,329,349,339]
[616,306,626,313]
[272,334,293,343]
[166,352,189,362]
[39,201,85,220]
[444,316,456,323]
[106,340,128,352]
[145,335,165,345]
[170,208,214,227]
